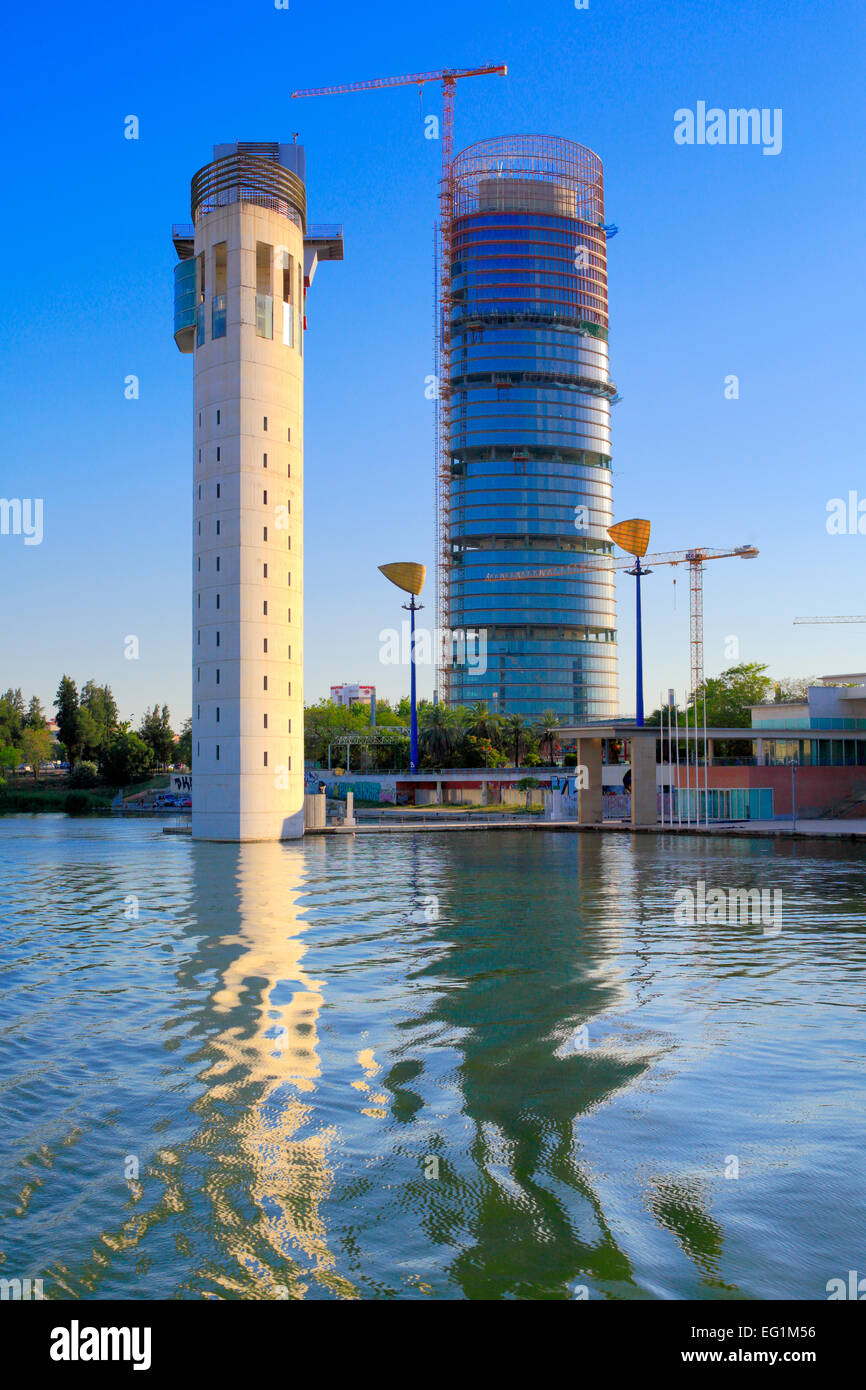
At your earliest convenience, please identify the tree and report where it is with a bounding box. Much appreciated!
[54,676,82,765]
[99,730,154,787]
[535,710,561,765]
[176,717,192,767]
[504,713,529,768]
[419,703,458,765]
[0,692,23,749]
[467,700,501,744]
[19,727,51,779]
[24,696,46,729]
[80,681,119,755]
[139,705,175,767]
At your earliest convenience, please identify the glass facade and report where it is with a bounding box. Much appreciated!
[447,138,618,721]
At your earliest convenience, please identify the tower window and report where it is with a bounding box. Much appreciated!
[263,751,268,767]
[263,600,268,615]
[263,675,268,691]
[197,557,201,572]
[216,669,220,684]
[263,563,268,578]
[287,609,291,623]
[216,556,220,571]
[287,463,291,477]
[263,526,268,541]
[287,427,291,442]
[263,713,268,729]
[263,453,268,468]
[216,745,220,761]
[287,682,291,696]
[216,447,220,462]
[197,594,200,609]
[263,490,267,504]
[197,484,201,500]
[263,638,268,653]
[216,483,220,498]
[287,718,291,734]
[216,594,220,608]
[216,707,220,722]
[263,416,268,431]
[216,632,220,646]
[216,408,221,424]
[216,520,220,535]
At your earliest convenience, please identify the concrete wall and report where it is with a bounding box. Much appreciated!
[193,202,305,840]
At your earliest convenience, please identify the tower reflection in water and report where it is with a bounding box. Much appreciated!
[175,840,353,1299]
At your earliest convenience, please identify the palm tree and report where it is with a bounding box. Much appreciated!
[536,710,561,765]
[467,700,501,743]
[504,713,528,769]
[419,703,457,765]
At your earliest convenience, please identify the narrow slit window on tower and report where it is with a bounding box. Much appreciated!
[216,707,220,722]
[216,745,220,761]
[216,483,220,498]
[263,675,268,691]
[263,452,268,468]
[216,632,220,647]
[263,751,268,767]
[263,713,268,729]
[263,416,268,431]
[263,563,268,579]
[216,447,220,461]
[287,682,291,696]
[216,556,220,571]
[216,520,220,535]
[197,484,201,500]
[287,719,291,734]
[263,490,267,505]
[263,600,268,616]
[216,669,220,684]
[216,408,221,424]
[216,594,220,608]
[263,526,268,541]
[263,638,268,653]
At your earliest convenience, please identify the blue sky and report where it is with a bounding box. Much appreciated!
[1,0,864,725]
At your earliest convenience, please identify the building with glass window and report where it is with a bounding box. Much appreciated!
[446,135,618,722]
[173,141,342,840]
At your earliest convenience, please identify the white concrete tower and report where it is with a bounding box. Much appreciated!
[173,142,342,840]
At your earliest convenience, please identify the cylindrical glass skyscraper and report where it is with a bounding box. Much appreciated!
[446,135,618,722]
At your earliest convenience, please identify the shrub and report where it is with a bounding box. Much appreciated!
[69,760,99,788]
[64,791,91,816]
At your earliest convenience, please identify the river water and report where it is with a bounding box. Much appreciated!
[1,815,864,1300]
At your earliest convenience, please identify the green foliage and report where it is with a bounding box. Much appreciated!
[69,760,99,788]
[99,731,154,786]
[64,791,91,816]
[80,681,119,756]
[176,717,192,767]
[19,727,51,777]
[54,676,82,764]
[138,705,175,767]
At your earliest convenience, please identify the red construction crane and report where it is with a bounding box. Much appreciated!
[485,543,758,701]
[292,66,508,702]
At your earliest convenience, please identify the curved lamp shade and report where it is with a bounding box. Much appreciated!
[608,518,651,558]
[379,562,426,596]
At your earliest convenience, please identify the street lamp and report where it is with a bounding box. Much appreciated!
[379,562,426,774]
[608,518,652,728]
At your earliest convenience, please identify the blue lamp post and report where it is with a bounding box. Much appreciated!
[379,563,427,775]
[608,519,652,729]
